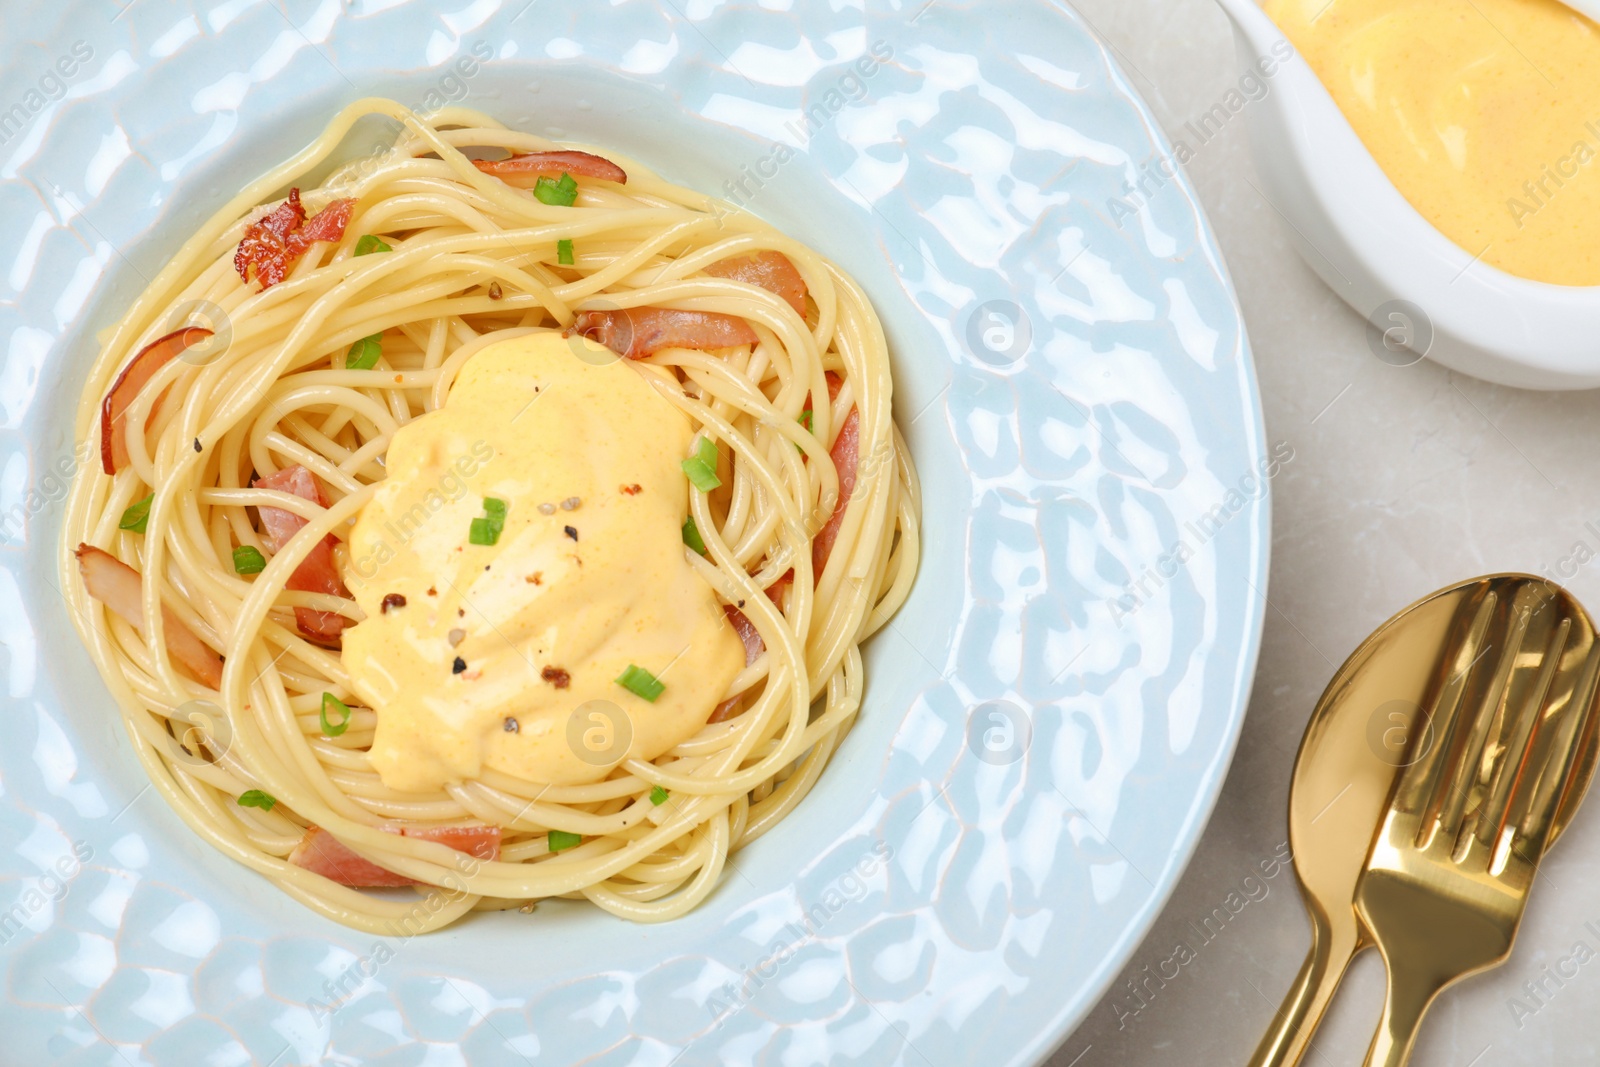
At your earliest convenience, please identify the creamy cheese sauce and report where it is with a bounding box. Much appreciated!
[341,331,745,792]
[1267,0,1600,286]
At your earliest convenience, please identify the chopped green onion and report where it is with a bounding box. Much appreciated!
[237,790,276,811]
[615,664,665,702]
[548,830,581,852]
[346,333,383,370]
[534,172,579,207]
[681,436,722,491]
[681,458,717,490]
[468,497,507,546]
[557,238,575,265]
[681,515,707,555]
[795,408,815,452]
[649,785,669,806]
[119,493,153,533]
[353,234,392,256]
[320,692,351,737]
[232,545,266,575]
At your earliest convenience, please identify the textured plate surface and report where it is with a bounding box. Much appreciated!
[0,2,1267,1064]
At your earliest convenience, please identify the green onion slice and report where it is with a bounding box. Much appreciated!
[320,692,352,737]
[649,785,669,806]
[353,234,392,256]
[468,498,507,546]
[232,545,266,575]
[119,493,153,534]
[548,829,581,852]
[681,436,722,491]
[615,664,665,702]
[681,515,707,555]
[237,790,277,811]
[534,173,579,207]
[681,459,717,490]
[695,436,719,467]
[557,238,575,265]
[346,333,383,370]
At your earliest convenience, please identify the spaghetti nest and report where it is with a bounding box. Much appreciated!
[61,98,920,930]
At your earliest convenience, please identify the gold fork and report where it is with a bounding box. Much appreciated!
[1355,577,1600,1067]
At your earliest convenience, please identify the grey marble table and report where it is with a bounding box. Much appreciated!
[1047,2,1600,1064]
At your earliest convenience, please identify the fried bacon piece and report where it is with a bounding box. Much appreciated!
[233,188,356,290]
[723,604,763,667]
[471,149,628,187]
[569,251,808,360]
[99,327,214,475]
[813,372,860,576]
[252,465,350,643]
[718,574,796,666]
[569,307,759,359]
[705,251,808,317]
[709,696,743,724]
[710,597,776,725]
[288,824,502,888]
[75,544,224,688]
[712,586,801,724]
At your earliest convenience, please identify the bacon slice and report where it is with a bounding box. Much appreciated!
[233,188,356,290]
[709,599,775,725]
[472,149,627,187]
[252,465,350,643]
[569,307,758,359]
[413,823,501,858]
[705,252,808,317]
[289,827,409,888]
[253,465,329,553]
[724,604,763,667]
[298,198,354,243]
[708,696,743,724]
[813,372,860,575]
[100,327,214,475]
[569,249,808,359]
[288,824,502,888]
[75,544,224,688]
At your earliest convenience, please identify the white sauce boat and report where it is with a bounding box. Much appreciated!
[1212,0,1600,390]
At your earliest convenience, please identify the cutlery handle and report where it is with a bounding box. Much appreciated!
[1362,961,1449,1067]
[1246,910,1363,1067]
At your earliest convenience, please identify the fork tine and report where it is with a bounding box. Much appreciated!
[1433,597,1533,841]
[1392,588,1497,819]
[1519,633,1600,855]
[1475,614,1569,848]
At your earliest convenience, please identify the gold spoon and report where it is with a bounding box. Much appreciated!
[1246,575,1599,1067]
